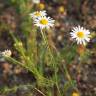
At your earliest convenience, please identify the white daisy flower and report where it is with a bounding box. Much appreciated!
[70,26,90,45]
[30,10,47,19]
[2,49,12,57]
[34,16,55,29]
[32,0,40,4]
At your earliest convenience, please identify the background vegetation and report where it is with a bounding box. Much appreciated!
[0,0,96,96]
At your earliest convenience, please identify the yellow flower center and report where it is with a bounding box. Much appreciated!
[40,19,48,25]
[72,92,80,96]
[38,3,45,10]
[35,12,41,16]
[77,31,84,38]
[58,6,65,13]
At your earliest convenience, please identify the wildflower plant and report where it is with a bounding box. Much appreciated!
[34,16,55,29]
[2,49,12,57]
[1,1,91,95]
[70,26,90,45]
[30,10,47,19]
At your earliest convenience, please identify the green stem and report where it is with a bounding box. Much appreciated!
[40,29,61,96]
[40,29,54,61]
[63,64,74,88]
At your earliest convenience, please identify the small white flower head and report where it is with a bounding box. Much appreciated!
[70,26,90,45]
[2,49,12,57]
[32,0,40,4]
[34,16,55,29]
[30,10,47,19]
